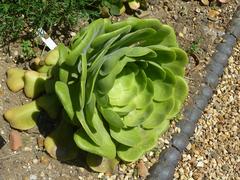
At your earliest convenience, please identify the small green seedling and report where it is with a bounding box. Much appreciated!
[187,38,203,55]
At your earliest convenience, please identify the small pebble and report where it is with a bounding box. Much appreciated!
[37,136,44,149]
[9,130,22,151]
[196,161,204,168]
[23,147,32,151]
[29,174,37,180]
[136,160,149,178]
[32,159,38,164]
[40,155,49,165]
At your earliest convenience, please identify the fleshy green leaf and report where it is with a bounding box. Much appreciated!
[117,120,169,162]
[147,45,176,64]
[74,108,116,159]
[100,107,124,128]
[110,126,142,147]
[55,81,74,120]
[142,98,174,129]
[92,25,131,48]
[123,103,153,127]
[44,116,79,161]
[86,153,119,173]
[4,101,40,130]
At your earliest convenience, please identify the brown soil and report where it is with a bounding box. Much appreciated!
[0,1,238,179]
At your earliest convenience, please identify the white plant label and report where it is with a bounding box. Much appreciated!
[37,28,57,50]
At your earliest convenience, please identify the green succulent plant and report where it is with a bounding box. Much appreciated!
[4,17,188,172]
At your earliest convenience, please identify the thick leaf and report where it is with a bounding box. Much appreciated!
[111,103,136,117]
[24,71,47,98]
[144,62,166,81]
[55,81,74,120]
[140,25,177,47]
[152,80,174,102]
[165,76,188,119]
[142,98,175,129]
[110,126,142,147]
[126,47,156,58]
[44,48,59,66]
[132,18,162,31]
[173,47,189,66]
[3,101,40,130]
[85,36,120,103]
[123,103,153,127]
[59,63,71,83]
[79,54,87,109]
[104,17,140,32]
[96,56,135,95]
[167,100,181,119]
[159,25,178,47]
[86,153,119,173]
[133,72,154,109]
[74,108,116,159]
[117,120,169,162]
[6,68,25,92]
[162,62,185,77]
[36,94,61,119]
[162,67,176,84]
[174,76,188,102]
[109,28,157,51]
[100,49,135,76]
[147,45,176,64]
[100,108,124,128]
[70,28,87,50]
[44,117,79,161]
[91,25,131,48]
[107,65,138,106]
[66,19,105,66]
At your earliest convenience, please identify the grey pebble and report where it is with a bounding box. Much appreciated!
[176,119,196,137]
[223,34,237,46]
[159,147,181,166]
[207,60,224,77]
[171,132,189,152]
[234,7,240,18]
[194,95,208,111]
[148,162,175,180]
[216,43,233,57]
[205,71,219,89]
[200,84,213,100]
[211,52,229,67]
[184,105,202,123]
[228,18,240,38]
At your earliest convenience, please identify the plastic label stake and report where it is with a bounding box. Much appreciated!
[37,28,57,50]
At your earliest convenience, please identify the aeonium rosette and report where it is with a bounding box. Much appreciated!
[4,17,188,172]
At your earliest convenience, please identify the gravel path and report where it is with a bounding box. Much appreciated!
[174,41,240,180]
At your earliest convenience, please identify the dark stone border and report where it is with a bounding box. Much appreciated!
[148,6,240,180]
